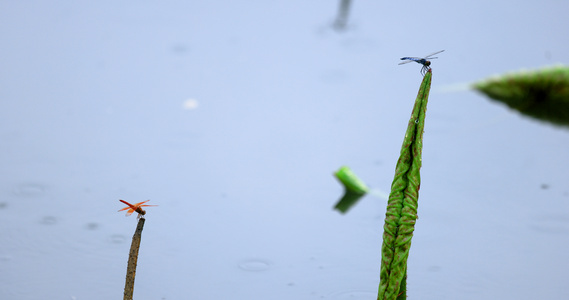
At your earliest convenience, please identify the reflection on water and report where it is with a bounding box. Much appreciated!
[108,234,127,244]
[327,289,376,298]
[84,222,99,230]
[39,216,57,225]
[427,265,442,272]
[529,214,569,234]
[0,255,11,262]
[332,0,352,31]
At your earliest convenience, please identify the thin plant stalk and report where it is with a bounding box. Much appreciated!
[123,217,145,300]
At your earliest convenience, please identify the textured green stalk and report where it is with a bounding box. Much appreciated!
[377,70,432,300]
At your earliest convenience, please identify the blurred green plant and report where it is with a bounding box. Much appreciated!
[473,65,569,127]
[333,166,370,213]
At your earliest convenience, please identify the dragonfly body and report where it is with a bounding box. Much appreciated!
[399,50,444,75]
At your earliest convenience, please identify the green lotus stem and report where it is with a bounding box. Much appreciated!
[473,65,569,127]
[377,70,432,300]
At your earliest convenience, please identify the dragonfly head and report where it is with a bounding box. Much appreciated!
[424,60,431,67]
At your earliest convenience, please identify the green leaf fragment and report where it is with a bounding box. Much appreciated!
[333,166,369,213]
[473,65,569,127]
[377,70,431,300]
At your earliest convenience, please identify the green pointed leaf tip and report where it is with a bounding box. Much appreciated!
[333,166,369,213]
[473,65,569,127]
[377,70,431,300]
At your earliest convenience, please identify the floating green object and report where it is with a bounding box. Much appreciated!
[377,70,432,300]
[473,65,569,127]
[333,166,369,213]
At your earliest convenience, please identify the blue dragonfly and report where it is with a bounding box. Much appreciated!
[398,50,445,75]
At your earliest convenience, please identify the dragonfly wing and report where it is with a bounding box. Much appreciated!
[131,200,151,207]
[119,199,140,216]
[118,200,155,216]
[119,200,137,208]
[118,205,136,216]
[423,50,445,59]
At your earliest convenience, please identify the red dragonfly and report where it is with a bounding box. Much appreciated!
[118,200,157,219]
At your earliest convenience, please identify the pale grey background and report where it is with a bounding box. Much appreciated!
[1,1,568,299]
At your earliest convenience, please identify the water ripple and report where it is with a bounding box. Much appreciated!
[237,259,271,272]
